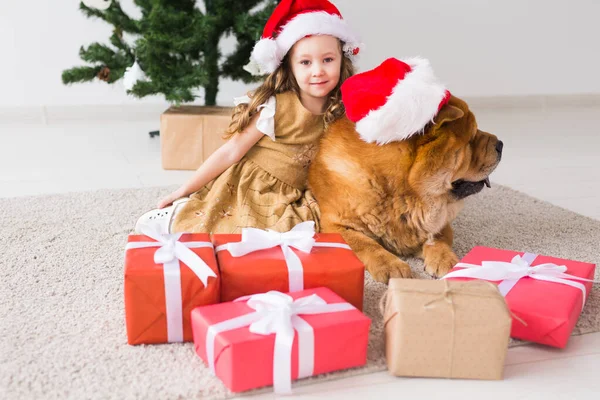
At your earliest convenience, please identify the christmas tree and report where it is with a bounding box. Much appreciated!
[62,0,278,105]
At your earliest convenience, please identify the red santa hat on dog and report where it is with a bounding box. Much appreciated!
[342,57,451,145]
[245,0,361,76]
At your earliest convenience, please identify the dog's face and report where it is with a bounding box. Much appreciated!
[408,96,502,201]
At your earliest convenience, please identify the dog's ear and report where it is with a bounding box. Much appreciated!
[434,104,464,127]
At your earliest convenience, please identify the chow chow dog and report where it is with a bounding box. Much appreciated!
[308,58,502,283]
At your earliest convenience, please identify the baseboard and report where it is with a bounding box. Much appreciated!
[0,106,46,124]
[0,103,170,124]
[1,94,600,124]
[463,93,600,110]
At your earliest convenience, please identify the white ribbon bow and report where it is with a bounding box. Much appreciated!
[125,224,217,342]
[205,291,355,394]
[216,221,351,292]
[442,252,598,311]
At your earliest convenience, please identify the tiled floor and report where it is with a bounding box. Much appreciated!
[1,102,598,399]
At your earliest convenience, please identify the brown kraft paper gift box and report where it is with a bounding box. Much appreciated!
[381,278,512,380]
[160,106,233,170]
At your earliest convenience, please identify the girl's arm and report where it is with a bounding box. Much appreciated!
[158,114,265,208]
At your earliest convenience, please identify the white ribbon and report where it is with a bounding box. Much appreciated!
[215,221,352,292]
[125,224,217,342]
[442,252,598,311]
[205,291,355,394]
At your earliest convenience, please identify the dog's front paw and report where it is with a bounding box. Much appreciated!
[369,258,413,284]
[424,248,459,278]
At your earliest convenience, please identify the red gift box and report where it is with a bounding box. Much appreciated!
[191,287,371,393]
[212,222,365,310]
[443,246,597,348]
[124,232,220,345]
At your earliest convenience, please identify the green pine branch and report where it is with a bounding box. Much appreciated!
[78,43,115,65]
[133,0,154,14]
[80,1,141,34]
[61,66,104,84]
[76,41,131,73]
[109,29,132,56]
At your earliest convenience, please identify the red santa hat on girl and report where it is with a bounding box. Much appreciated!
[245,0,361,76]
[342,57,451,145]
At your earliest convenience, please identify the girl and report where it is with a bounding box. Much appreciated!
[135,0,361,234]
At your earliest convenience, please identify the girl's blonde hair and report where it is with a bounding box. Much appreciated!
[224,40,355,139]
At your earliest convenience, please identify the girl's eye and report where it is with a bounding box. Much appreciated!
[324,57,334,63]
[300,60,311,66]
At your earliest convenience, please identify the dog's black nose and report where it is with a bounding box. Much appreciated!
[495,140,504,154]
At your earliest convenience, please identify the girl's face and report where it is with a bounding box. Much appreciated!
[289,35,342,101]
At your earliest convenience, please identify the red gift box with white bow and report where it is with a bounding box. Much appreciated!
[443,246,597,348]
[212,222,365,310]
[191,287,370,393]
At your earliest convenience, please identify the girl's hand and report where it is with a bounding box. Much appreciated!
[157,191,181,209]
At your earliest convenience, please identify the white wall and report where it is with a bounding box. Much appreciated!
[1,0,599,108]
[342,0,600,98]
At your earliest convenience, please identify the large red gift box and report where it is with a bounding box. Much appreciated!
[444,246,596,348]
[124,233,220,345]
[212,224,365,310]
[191,287,371,393]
